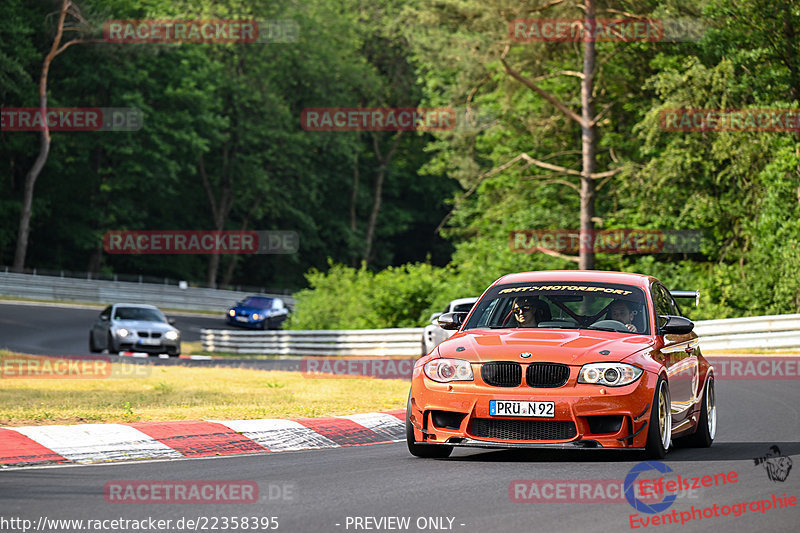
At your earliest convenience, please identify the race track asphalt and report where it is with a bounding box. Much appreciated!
[1,303,798,533]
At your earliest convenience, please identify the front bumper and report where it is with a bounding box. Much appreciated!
[408,365,658,449]
[227,316,265,328]
[116,335,180,354]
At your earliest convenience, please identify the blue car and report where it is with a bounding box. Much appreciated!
[226,295,290,330]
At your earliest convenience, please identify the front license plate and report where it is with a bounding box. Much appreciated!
[490,400,555,418]
[236,316,249,322]
[137,338,160,345]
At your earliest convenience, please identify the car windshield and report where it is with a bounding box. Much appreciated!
[242,296,274,308]
[463,282,650,335]
[114,307,166,322]
[453,302,475,313]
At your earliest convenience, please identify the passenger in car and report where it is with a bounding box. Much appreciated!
[609,300,639,332]
[512,296,550,328]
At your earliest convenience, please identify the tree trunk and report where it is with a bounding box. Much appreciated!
[363,133,402,266]
[782,2,799,104]
[220,200,260,286]
[579,0,597,271]
[12,0,73,272]
[350,153,360,266]
[198,152,233,287]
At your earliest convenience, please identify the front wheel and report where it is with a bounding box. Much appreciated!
[644,377,671,459]
[89,332,101,353]
[107,333,118,355]
[406,394,452,458]
[677,378,715,448]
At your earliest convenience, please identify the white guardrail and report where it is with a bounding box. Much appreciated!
[201,328,425,356]
[201,314,800,356]
[694,314,800,351]
[0,271,293,312]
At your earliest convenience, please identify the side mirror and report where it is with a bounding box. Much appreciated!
[438,312,467,330]
[429,312,443,324]
[659,315,694,335]
[168,318,176,326]
[100,315,109,321]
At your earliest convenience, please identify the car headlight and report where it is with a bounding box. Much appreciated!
[252,313,261,321]
[117,328,129,338]
[228,309,235,317]
[578,363,643,387]
[423,358,474,383]
[164,330,179,341]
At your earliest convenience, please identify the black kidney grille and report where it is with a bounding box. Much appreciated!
[481,362,522,387]
[526,363,570,388]
[470,419,577,441]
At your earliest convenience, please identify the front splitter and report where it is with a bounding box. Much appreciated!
[417,438,643,451]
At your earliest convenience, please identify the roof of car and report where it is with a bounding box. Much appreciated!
[492,270,654,289]
[450,297,479,305]
[112,303,160,309]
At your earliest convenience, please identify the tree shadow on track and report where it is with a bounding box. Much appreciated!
[443,441,799,464]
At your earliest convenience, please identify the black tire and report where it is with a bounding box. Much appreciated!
[677,378,715,448]
[107,332,118,354]
[89,332,101,353]
[406,393,453,458]
[644,377,671,459]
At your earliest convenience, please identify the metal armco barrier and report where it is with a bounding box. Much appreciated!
[694,314,800,351]
[201,314,800,356]
[201,328,424,356]
[0,271,293,312]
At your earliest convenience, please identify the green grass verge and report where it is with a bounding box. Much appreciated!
[0,351,409,426]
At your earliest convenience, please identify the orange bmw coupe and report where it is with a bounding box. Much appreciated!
[407,271,715,459]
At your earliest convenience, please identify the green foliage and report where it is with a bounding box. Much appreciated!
[286,261,451,329]
[3,0,799,323]
[1,0,455,287]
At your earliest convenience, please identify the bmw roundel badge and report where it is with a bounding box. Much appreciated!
[520,352,532,359]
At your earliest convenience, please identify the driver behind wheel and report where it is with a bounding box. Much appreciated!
[609,300,639,333]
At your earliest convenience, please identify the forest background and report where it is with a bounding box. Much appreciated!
[2,0,798,327]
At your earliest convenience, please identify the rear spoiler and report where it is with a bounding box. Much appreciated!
[670,290,699,306]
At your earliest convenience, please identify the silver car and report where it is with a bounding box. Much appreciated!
[89,303,181,356]
[422,297,478,355]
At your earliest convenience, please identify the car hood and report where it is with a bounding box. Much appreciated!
[112,320,174,332]
[232,305,272,313]
[437,329,653,365]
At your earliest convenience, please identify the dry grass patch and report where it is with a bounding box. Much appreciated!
[0,352,409,426]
